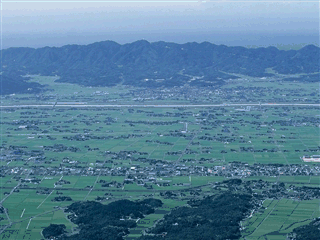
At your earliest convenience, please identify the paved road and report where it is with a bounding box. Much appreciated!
[0,103,319,108]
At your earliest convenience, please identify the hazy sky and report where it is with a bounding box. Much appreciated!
[2,0,319,49]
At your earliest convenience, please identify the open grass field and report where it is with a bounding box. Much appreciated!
[242,198,320,240]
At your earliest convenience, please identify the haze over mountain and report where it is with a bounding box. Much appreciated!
[5,1,318,50]
[1,40,319,94]
[3,32,319,50]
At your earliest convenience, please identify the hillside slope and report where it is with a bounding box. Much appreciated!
[1,40,319,90]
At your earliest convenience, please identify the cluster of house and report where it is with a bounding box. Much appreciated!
[1,161,319,182]
[302,155,320,162]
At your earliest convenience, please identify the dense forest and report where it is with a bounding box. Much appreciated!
[139,192,252,240]
[1,41,319,91]
[42,224,66,239]
[0,73,44,95]
[290,218,320,240]
[41,193,255,240]
[53,198,163,240]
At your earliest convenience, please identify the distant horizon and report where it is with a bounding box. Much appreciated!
[4,1,318,50]
[2,32,319,51]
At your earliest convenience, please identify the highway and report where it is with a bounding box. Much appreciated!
[0,103,320,108]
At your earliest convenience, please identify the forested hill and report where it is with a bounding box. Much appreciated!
[0,74,44,95]
[1,40,319,89]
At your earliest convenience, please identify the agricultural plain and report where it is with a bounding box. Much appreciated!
[0,75,319,239]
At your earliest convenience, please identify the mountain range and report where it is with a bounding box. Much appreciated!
[1,40,319,94]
